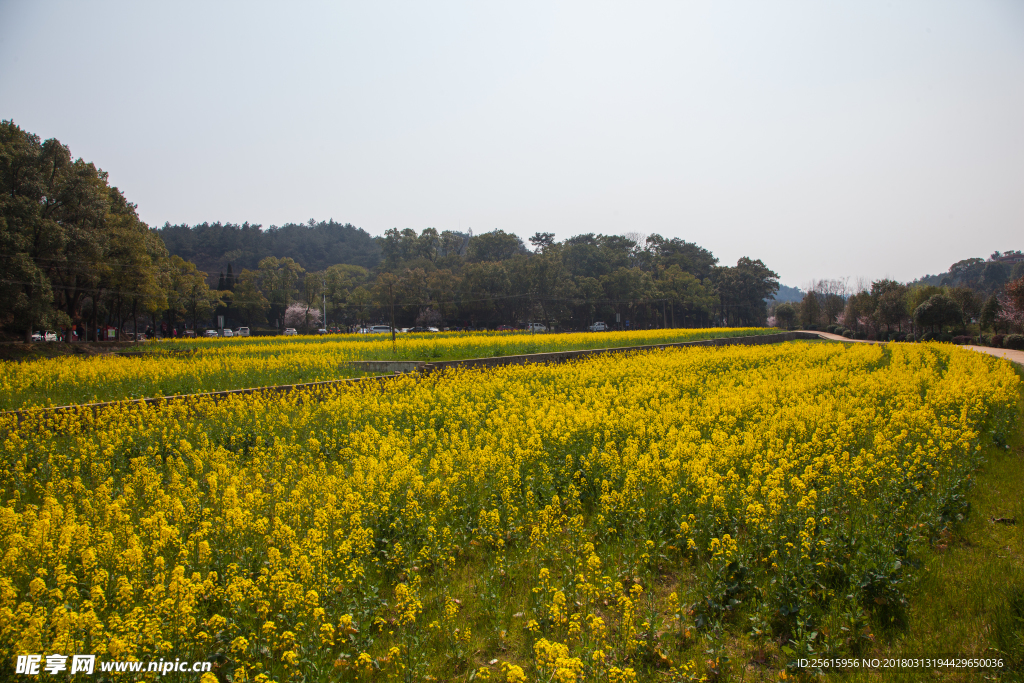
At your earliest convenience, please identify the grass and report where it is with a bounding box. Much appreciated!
[716,361,1024,682]
[843,369,1024,683]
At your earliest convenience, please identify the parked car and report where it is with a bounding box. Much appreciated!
[370,325,392,334]
[236,327,250,337]
[525,322,547,332]
[497,325,515,331]
[283,328,298,336]
[407,326,436,333]
[222,328,233,337]
[316,328,328,335]
[203,329,219,337]
[31,331,43,341]
[183,329,196,338]
[588,321,609,332]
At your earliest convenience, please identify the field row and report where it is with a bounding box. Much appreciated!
[0,341,1018,681]
[0,327,769,410]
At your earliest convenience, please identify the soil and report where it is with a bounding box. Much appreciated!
[0,341,143,363]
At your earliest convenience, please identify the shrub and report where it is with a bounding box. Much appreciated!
[952,335,972,345]
[826,324,838,334]
[894,333,907,342]
[939,333,953,343]
[992,334,1005,348]
[855,331,867,340]
[842,330,854,339]
[904,333,916,342]
[920,331,939,342]
[1006,334,1024,350]
[805,324,819,331]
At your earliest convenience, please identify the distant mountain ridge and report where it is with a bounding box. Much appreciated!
[771,284,805,303]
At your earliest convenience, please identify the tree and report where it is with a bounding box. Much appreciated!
[913,294,962,333]
[322,263,371,326]
[349,286,373,329]
[842,290,874,333]
[169,256,220,330]
[104,190,167,340]
[467,230,525,262]
[529,232,556,253]
[256,256,304,327]
[601,267,654,329]
[871,280,908,332]
[946,286,980,325]
[0,122,98,340]
[997,276,1024,331]
[646,234,719,280]
[716,258,779,326]
[459,261,512,327]
[799,291,820,328]
[979,294,1000,331]
[573,276,604,327]
[300,272,325,331]
[233,269,270,326]
[426,269,460,324]
[980,261,1009,292]
[283,302,321,330]
[774,302,797,329]
[658,265,717,327]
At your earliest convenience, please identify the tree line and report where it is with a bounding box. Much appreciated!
[192,227,781,333]
[771,266,1024,343]
[2,121,785,339]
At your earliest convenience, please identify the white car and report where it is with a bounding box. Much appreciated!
[588,321,609,332]
[236,327,250,337]
[31,331,43,341]
[525,322,547,332]
[370,325,392,334]
[283,328,298,336]
[222,328,233,337]
[204,329,219,337]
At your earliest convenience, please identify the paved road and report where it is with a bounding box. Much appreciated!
[796,330,1024,367]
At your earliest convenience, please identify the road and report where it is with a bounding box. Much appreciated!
[798,330,1024,367]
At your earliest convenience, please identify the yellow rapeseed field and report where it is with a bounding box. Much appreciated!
[0,341,1018,681]
[0,328,769,410]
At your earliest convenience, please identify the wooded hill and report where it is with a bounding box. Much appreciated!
[157,220,380,278]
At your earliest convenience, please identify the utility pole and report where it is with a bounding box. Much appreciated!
[321,273,327,332]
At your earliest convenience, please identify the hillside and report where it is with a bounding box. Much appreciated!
[156,219,381,281]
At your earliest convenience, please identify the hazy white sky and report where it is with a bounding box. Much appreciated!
[2,1,1022,287]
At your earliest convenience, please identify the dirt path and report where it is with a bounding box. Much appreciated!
[796,330,1024,366]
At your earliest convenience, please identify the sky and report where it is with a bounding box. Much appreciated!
[2,1,1023,288]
